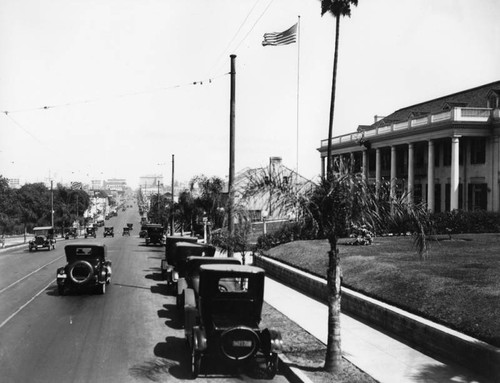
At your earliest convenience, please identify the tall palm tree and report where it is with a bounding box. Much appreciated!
[242,159,431,373]
[322,0,358,178]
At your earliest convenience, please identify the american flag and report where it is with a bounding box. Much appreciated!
[262,23,297,46]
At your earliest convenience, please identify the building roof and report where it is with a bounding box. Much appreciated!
[370,80,500,130]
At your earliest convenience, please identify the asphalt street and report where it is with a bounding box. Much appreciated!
[0,203,289,383]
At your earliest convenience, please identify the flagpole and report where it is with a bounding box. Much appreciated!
[296,15,301,177]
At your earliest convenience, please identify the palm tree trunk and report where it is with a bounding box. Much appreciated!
[324,235,342,372]
[326,15,341,179]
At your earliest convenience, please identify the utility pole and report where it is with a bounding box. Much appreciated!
[51,180,54,228]
[157,180,160,224]
[228,54,236,256]
[170,154,175,236]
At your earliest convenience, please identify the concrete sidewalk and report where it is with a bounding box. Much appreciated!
[263,276,493,383]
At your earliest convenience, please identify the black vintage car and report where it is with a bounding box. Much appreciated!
[84,227,96,239]
[64,228,78,240]
[161,240,215,285]
[126,223,133,231]
[145,224,164,246]
[122,227,130,236]
[28,226,56,251]
[139,224,148,238]
[56,243,112,295]
[184,264,282,378]
[103,227,114,238]
[176,256,241,309]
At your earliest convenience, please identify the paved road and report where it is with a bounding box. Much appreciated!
[0,203,288,383]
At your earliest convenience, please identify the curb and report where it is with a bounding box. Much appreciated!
[278,354,314,383]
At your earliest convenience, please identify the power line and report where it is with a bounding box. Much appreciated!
[1,72,229,116]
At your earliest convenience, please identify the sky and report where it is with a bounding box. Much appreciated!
[1,0,499,189]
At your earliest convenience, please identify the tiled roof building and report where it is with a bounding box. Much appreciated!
[318,80,500,212]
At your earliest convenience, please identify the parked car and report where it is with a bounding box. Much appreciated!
[84,227,96,239]
[29,226,56,251]
[139,224,148,238]
[56,243,112,295]
[103,227,114,238]
[176,256,241,309]
[162,240,215,286]
[122,227,130,236]
[64,227,78,240]
[184,264,282,378]
[145,224,164,246]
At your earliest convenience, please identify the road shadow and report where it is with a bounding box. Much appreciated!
[158,303,183,330]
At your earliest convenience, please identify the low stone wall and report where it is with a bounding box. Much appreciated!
[253,254,500,380]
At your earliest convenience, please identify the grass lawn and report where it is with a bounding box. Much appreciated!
[263,233,500,348]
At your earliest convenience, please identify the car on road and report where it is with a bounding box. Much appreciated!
[103,227,114,238]
[139,224,148,238]
[184,264,282,378]
[127,223,133,231]
[56,243,112,295]
[84,227,97,239]
[28,226,56,251]
[122,227,130,236]
[162,240,215,286]
[176,255,241,309]
[64,227,78,240]
[145,224,164,246]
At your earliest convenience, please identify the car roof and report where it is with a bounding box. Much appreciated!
[199,264,264,275]
[33,226,53,230]
[65,243,106,250]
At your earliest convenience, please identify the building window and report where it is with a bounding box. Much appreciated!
[470,138,486,164]
[468,184,487,210]
[488,94,499,109]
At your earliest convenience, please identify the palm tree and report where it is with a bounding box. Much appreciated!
[321,0,358,178]
[243,159,431,373]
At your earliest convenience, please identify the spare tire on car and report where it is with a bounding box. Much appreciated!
[68,260,94,285]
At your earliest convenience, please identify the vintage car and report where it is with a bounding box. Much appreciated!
[126,223,133,231]
[56,243,112,295]
[139,224,148,238]
[84,227,97,239]
[184,264,282,378]
[145,224,164,246]
[64,228,78,240]
[162,240,215,285]
[176,256,241,309]
[103,227,114,238]
[29,226,56,251]
[122,227,130,236]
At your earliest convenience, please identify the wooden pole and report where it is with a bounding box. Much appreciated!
[228,54,236,256]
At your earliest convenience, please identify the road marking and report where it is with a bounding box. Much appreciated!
[0,255,64,295]
[0,278,55,329]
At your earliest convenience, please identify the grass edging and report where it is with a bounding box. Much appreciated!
[254,253,500,381]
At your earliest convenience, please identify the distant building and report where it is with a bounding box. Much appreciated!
[231,157,315,222]
[105,178,127,192]
[7,178,21,189]
[139,175,164,196]
[318,80,500,212]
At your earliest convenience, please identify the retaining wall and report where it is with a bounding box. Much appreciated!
[253,254,500,380]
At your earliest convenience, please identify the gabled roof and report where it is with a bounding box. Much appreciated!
[370,80,500,130]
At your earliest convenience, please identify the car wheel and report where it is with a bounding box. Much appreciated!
[68,260,94,285]
[58,285,65,295]
[266,352,279,378]
[191,338,201,378]
[98,283,106,295]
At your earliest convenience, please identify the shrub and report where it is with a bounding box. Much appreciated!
[255,220,318,251]
[431,210,500,234]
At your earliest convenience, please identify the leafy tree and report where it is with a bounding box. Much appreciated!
[189,175,226,230]
[321,0,358,176]
[0,176,15,233]
[243,159,431,373]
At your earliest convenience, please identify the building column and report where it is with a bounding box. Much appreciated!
[375,148,381,193]
[407,143,414,205]
[390,145,397,201]
[492,136,500,211]
[450,136,460,211]
[427,140,435,212]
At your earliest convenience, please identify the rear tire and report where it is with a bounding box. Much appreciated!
[191,338,201,378]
